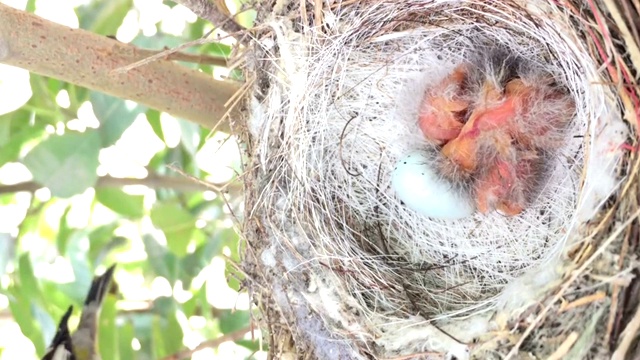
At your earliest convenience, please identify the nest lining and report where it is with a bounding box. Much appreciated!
[242,0,632,358]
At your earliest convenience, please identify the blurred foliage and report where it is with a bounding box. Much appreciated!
[0,0,259,359]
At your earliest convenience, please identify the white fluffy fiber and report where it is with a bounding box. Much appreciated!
[249,0,628,355]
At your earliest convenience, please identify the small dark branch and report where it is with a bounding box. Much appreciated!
[161,326,253,360]
[0,174,237,195]
[174,0,245,35]
[99,173,227,192]
[0,181,42,194]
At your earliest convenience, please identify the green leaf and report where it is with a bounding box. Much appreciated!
[196,288,216,335]
[165,147,188,173]
[0,114,45,168]
[149,302,184,358]
[32,304,56,353]
[188,18,207,39]
[187,193,222,220]
[179,119,201,157]
[23,130,100,198]
[39,282,75,316]
[96,188,145,218]
[153,296,175,316]
[179,234,220,288]
[28,76,59,122]
[179,142,200,180]
[130,313,154,358]
[0,234,14,278]
[182,293,197,317]
[91,92,144,147]
[219,309,250,334]
[151,317,167,358]
[132,34,202,70]
[230,0,256,28]
[26,0,36,12]
[118,321,136,360]
[99,295,119,360]
[70,85,90,106]
[16,207,40,241]
[59,232,94,303]
[132,34,184,50]
[142,234,178,282]
[148,148,169,172]
[18,254,42,302]
[161,310,184,355]
[0,116,10,147]
[56,206,72,255]
[190,227,207,249]
[46,78,63,99]
[8,288,42,355]
[150,203,195,257]
[88,223,121,265]
[201,42,233,59]
[77,0,132,36]
[235,339,262,352]
[10,255,50,356]
[146,109,164,142]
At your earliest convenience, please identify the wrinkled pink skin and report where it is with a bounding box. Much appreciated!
[418,65,468,144]
[419,68,574,215]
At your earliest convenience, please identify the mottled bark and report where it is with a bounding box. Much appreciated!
[0,4,240,132]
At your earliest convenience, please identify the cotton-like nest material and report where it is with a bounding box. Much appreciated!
[239,0,638,359]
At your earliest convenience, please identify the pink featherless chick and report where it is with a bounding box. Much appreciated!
[417,64,470,145]
[441,72,575,215]
[408,45,575,216]
[411,49,574,217]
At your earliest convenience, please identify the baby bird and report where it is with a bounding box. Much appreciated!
[42,265,116,360]
[417,52,574,216]
[418,64,470,144]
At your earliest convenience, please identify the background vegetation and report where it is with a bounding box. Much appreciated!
[0,0,258,358]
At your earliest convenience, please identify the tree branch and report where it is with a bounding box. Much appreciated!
[0,174,238,195]
[0,4,241,132]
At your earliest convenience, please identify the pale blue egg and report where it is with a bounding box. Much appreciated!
[391,152,474,219]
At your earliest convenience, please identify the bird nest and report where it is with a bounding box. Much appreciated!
[237,0,640,358]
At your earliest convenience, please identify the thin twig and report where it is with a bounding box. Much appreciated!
[134,47,228,67]
[558,291,606,313]
[112,32,228,74]
[166,164,228,194]
[506,207,640,359]
[611,301,640,360]
[300,0,308,28]
[605,222,633,345]
[546,332,579,360]
[314,0,323,28]
[619,0,640,47]
[602,0,640,74]
[0,174,236,195]
[113,2,257,74]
